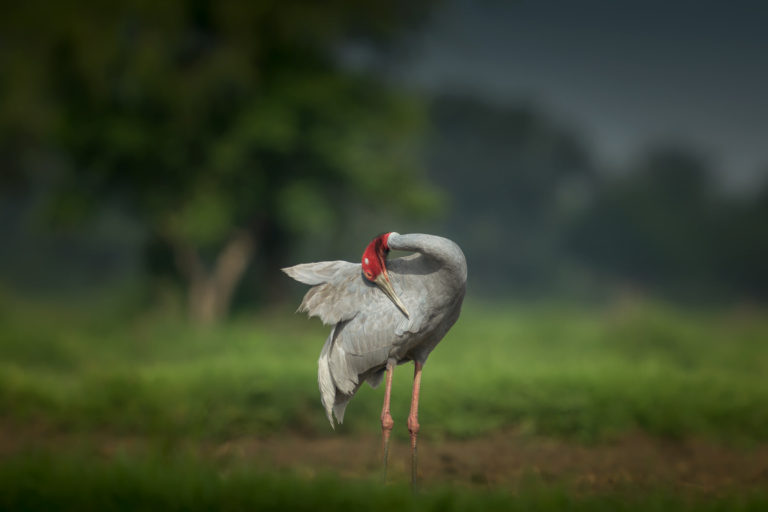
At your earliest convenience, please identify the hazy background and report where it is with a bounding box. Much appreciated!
[3,0,767,316]
[1,1,768,509]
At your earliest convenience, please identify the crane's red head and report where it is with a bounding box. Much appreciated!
[361,232,392,282]
[361,232,409,317]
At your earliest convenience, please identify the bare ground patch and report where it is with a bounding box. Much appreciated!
[208,430,768,494]
[3,426,767,495]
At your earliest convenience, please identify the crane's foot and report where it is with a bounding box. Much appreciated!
[408,414,420,489]
[407,361,423,490]
[381,411,394,481]
[380,359,396,483]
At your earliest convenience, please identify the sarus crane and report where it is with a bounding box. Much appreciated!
[283,232,467,484]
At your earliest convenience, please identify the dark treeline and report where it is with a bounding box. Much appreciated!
[1,2,767,322]
[0,1,439,323]
[426,95,768,302]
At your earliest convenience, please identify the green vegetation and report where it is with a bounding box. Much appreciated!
[0,452,766,512]
[3,297,767,508]
[1,1,439,324]
[2,297,767,442]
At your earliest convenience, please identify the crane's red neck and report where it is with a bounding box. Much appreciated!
[361,232,392,282]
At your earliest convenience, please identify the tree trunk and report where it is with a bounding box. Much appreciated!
[172,230,255,325]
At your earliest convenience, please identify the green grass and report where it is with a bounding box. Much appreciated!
[2,296,768,509]
[1,295,768,442]
[1,452,766,512]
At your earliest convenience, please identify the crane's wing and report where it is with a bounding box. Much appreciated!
[281,260,355,286]
[282,258,431,333]
[282,260,372,325]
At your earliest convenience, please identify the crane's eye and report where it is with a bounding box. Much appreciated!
[364,270,373,279]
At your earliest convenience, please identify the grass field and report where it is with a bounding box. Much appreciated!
[2,453,767,512]
[2,294,768,509]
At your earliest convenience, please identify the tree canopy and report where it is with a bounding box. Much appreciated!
[1,0,441,322]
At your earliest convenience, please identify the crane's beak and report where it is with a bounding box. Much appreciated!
[374,273,410,318]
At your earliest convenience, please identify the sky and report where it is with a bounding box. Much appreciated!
[393,0,768,189]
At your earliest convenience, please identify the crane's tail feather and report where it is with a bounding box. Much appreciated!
[333,399,350,425]
[318,324,366,427]
[318,331,337,428]
[319,356,352,426]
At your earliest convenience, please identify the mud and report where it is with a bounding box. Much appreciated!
[200,430,768,494]
[4,427,767,494]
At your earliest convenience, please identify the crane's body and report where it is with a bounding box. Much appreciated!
[283,232,466,484]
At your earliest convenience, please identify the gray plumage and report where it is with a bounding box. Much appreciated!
[282,233,467,426]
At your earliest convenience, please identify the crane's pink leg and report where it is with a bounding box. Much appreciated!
[407,361,423,488]
[380,358,396,480]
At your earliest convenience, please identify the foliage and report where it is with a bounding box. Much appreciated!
[567,147,768,299]
[2,294,768,510]
[2,295,767,442]
[425,96,768,301]
[0,0,441,320]
[2,452,768,511]
[426,95,595,295]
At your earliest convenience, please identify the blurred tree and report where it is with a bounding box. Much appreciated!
[425,95,596,295]
[568,147,721,298]
[0,0,440,323]
[713,177,768,300]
